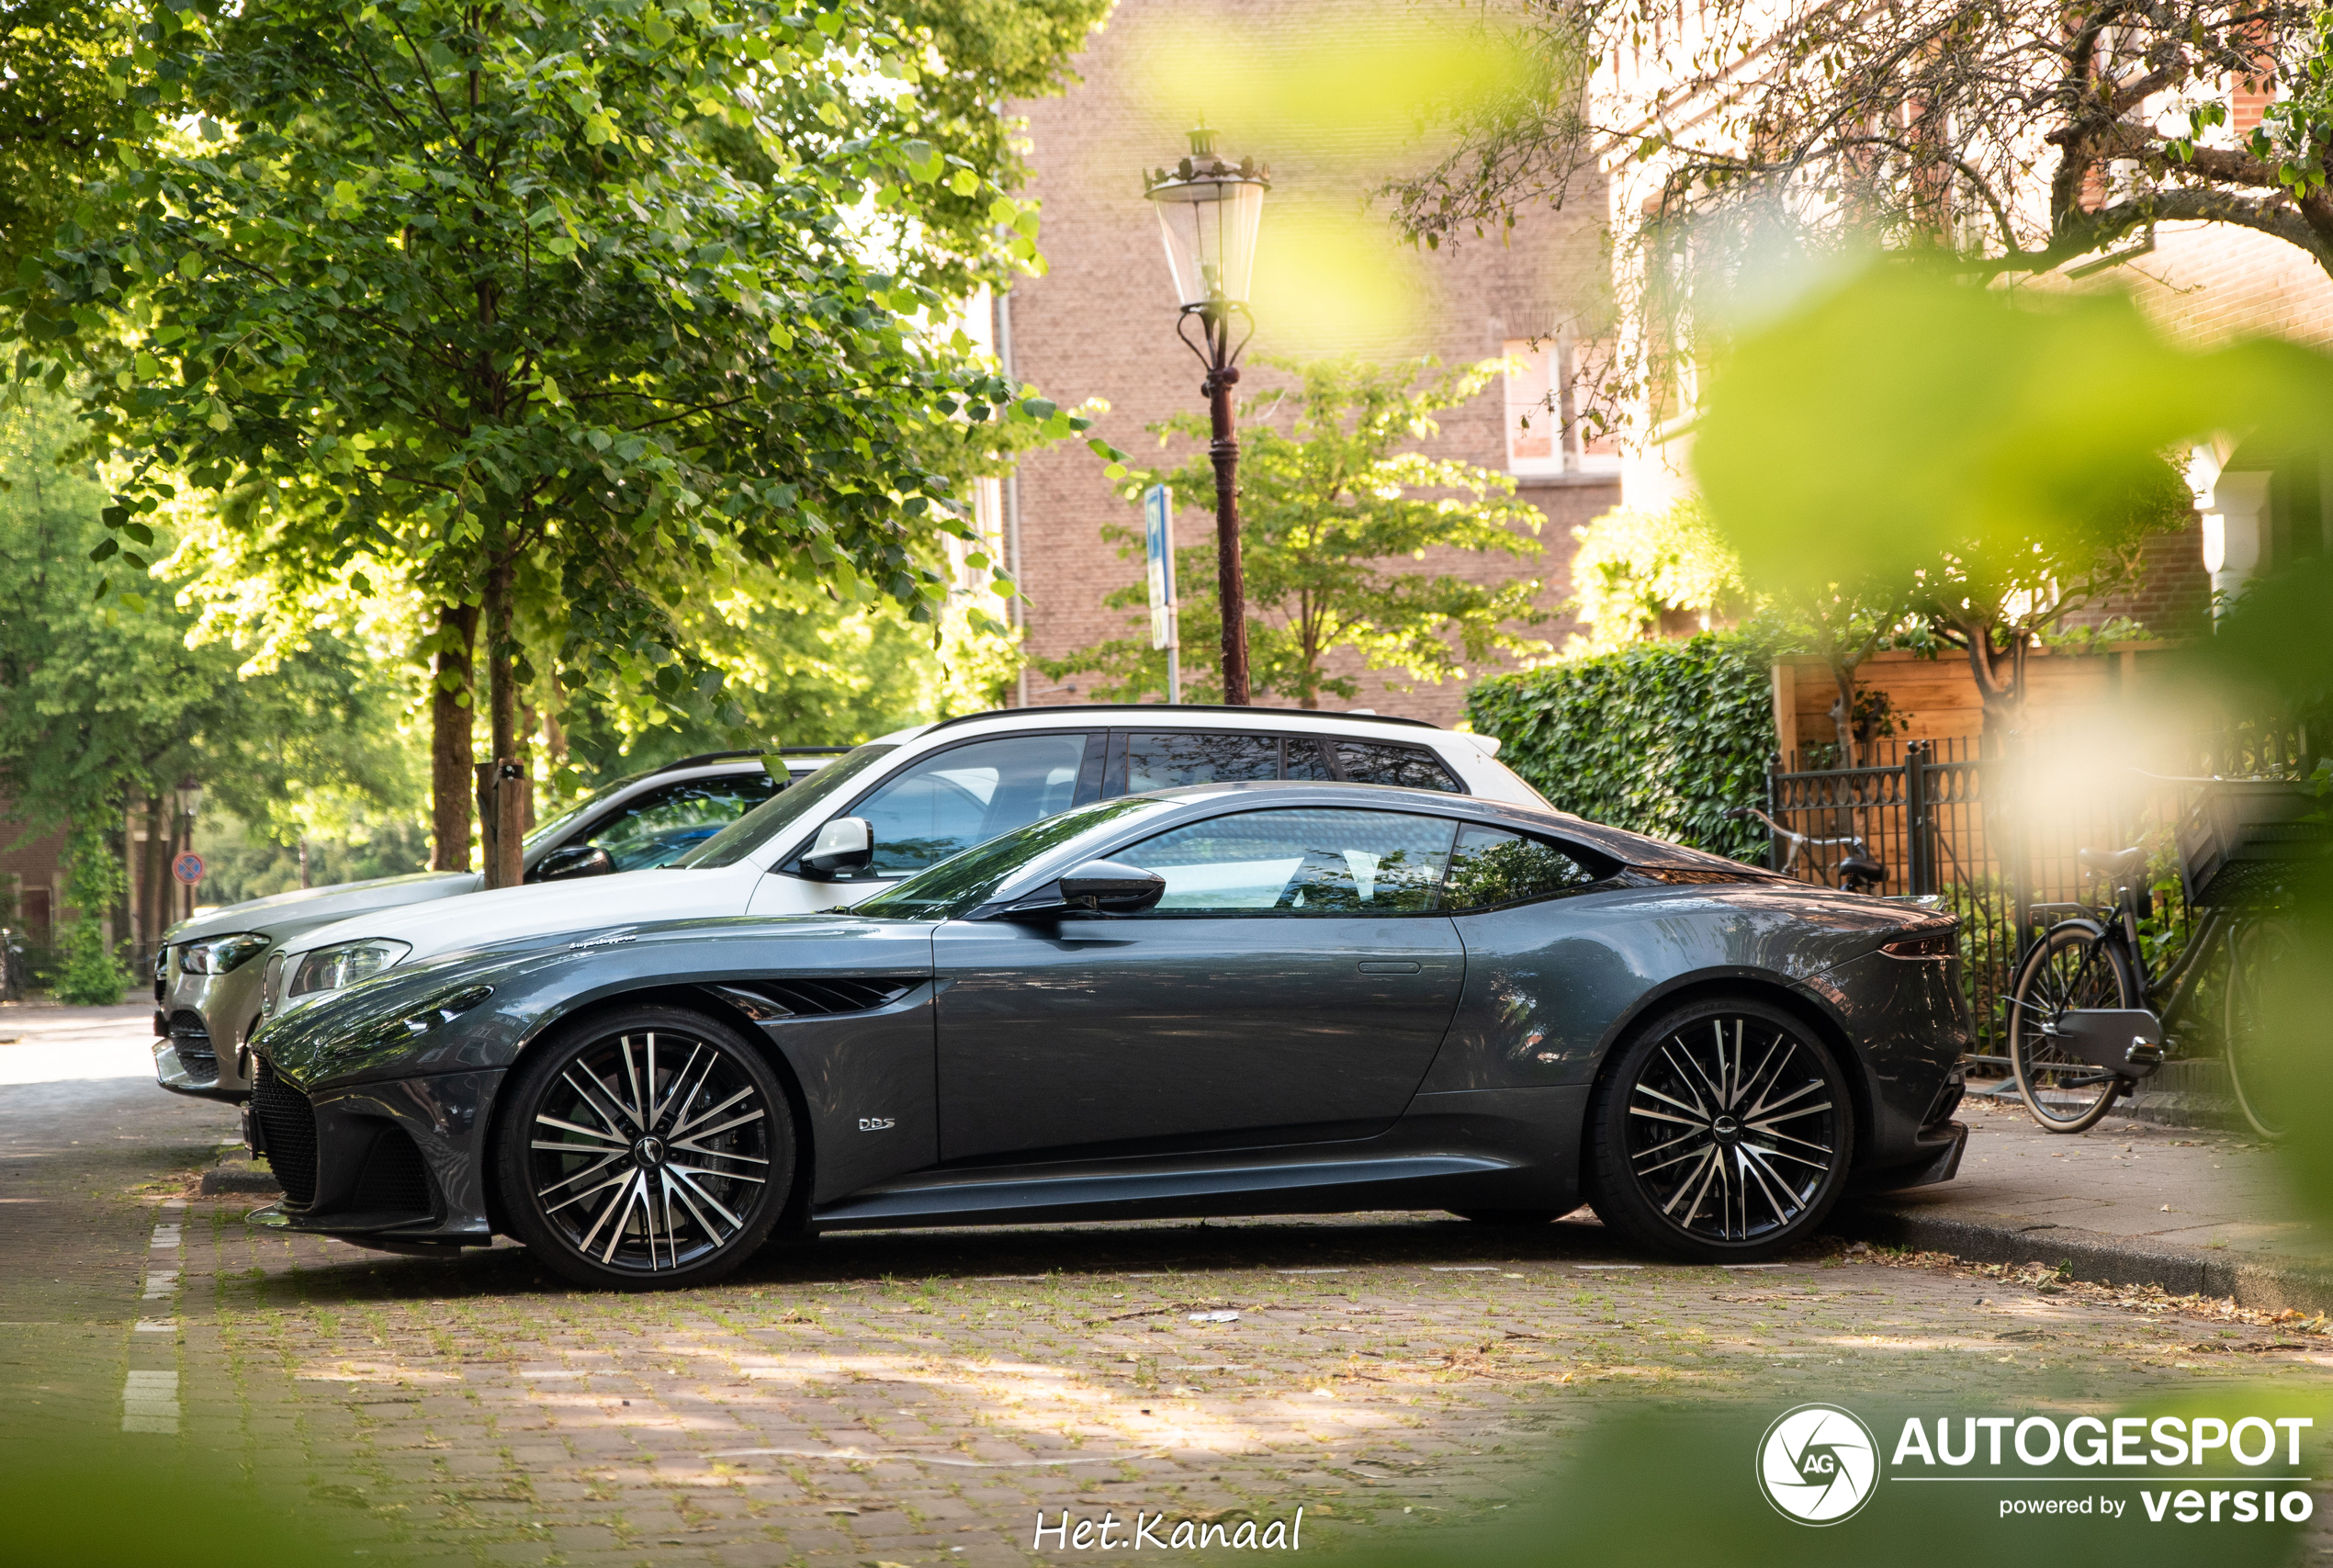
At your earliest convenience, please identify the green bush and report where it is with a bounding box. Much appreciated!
[53,825,130,1006]
[1466,632,1775,861]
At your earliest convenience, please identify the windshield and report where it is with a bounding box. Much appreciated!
[677,744,896,869]
[521,766,654,853]
[855,797,1164,920]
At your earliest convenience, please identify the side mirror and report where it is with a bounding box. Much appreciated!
[532,844,614,883]
[801,816,875,880]
[1057,860,1166,915]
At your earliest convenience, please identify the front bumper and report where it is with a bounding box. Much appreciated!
[245,1059,506,1248]
[153,958,269,1101]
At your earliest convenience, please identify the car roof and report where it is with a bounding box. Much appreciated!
[868,705,1487,752]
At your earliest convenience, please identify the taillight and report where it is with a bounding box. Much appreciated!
[1880,931,1956,959]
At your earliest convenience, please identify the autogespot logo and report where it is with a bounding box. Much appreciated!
[1757,1404,1881,1525]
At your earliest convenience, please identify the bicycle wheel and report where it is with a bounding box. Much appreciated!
[2223,916,2299,1139]
[2008,921,2138,1133]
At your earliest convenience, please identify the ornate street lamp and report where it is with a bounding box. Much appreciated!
[1144,124,1268,705]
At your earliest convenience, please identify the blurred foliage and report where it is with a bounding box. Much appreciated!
[0,1431,339,1566]
[1467,631,1776,860]
[1694,266,2333,594]
[1563,496,1749,654]
[1044,355,1550,708]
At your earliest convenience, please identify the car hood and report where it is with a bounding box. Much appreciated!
[164,870,479,943]
[258,910,909,1089]
[274,863,759,964]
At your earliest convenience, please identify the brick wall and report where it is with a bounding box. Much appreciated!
[0,805,66,944]
[1001,0,1617,727]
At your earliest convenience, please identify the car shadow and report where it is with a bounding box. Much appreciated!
[220,1208,1792,1306]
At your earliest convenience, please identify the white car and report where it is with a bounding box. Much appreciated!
[254,705,1549,1031]
[151,750,840,1100]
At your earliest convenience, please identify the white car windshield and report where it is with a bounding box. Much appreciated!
[676,744,896,869]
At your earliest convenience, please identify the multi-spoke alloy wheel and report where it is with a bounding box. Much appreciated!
[1586,998,1854,1263]
[496,1006,794,1290]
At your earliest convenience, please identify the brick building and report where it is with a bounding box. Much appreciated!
[0,809,62,950]
[993,0,1621,725]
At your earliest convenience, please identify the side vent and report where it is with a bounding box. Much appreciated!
[703,977,917,1021]
[353,1123,437,1217]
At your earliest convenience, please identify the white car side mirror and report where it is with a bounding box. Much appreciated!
[801,817,875,880]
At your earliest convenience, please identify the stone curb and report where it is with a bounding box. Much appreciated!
[198,1152,281,1196]
[1836,1203,2333,1314]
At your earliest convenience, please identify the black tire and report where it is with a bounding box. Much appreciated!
[495,1005,795,1291]
[2224,916,2296,1140]
[1584,996,1854,1263]
[2007,922,2137,1134]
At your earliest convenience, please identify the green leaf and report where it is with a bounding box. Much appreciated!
[176,251,203,278]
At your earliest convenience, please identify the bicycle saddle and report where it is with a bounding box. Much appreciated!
[2079,845,2147,882]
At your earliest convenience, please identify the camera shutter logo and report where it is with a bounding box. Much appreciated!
[1756,1404,1879,1525]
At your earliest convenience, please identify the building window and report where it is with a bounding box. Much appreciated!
[1503,333,1619,477]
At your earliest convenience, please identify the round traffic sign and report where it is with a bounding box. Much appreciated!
[172,852,206,886]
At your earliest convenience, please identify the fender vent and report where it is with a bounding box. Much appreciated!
[251,1060,319,1206]
[706,977,917,1020]
[353,1123,436,1217]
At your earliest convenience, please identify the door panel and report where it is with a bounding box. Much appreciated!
[933,915,1465,1162]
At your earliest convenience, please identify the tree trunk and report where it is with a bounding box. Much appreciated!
[1964,626,2027,737]
[430,602,479,872]
[141,793,166,952]
[1828,663,1859,770]
[515,695,537,834]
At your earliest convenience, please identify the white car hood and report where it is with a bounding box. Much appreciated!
[277,865,755,965]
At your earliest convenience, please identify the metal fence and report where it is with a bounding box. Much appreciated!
[1760,728,2316,1061]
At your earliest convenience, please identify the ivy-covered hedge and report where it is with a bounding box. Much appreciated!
[1466,632,1775,861]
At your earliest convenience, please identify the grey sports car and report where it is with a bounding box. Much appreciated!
[243,781,1970,1288]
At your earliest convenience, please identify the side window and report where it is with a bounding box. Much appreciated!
[1332,741,1462,793]
[1282,738,1334,780]
[1443,826,1602,910]
[841,733,1093,880]
[1113,808,1457,915]
[1124,731,1280,793]
[577,776,778,872]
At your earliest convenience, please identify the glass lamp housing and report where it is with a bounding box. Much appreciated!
[1144,129,1270,309]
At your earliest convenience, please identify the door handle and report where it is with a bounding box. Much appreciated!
[1358,961,1422,976]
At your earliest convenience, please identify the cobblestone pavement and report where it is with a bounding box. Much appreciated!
[6,1047,2333,1565]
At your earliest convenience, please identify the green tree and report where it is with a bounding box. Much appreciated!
[0,385,421,953]
[19,0,1106,880]
[1045,355,1551,708]
[51,821,131,1005]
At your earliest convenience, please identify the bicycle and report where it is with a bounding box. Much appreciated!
[2008,777,2317,1136]
[1726,806,1888,895]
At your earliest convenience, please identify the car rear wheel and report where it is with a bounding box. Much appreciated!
[1585,997,1854,1263]
[495,1005,795,1291]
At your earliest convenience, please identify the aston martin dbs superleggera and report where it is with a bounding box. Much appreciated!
[243,781,1969,1288]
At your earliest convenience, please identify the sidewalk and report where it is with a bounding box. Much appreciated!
[0,1001,160,1085]
[1845,1091,2333,1312]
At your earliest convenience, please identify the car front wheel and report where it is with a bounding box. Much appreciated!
[1585,997,1854,1263]
[495,1005,795,1290]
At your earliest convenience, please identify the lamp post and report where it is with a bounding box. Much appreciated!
[1144,124,1268,705]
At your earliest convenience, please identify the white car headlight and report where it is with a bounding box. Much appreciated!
[282,940,412,1007]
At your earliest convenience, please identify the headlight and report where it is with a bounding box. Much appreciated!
[178,933,271,976]
[284,939,412,1004]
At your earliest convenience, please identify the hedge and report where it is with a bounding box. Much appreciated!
[1466,632,1776,862]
